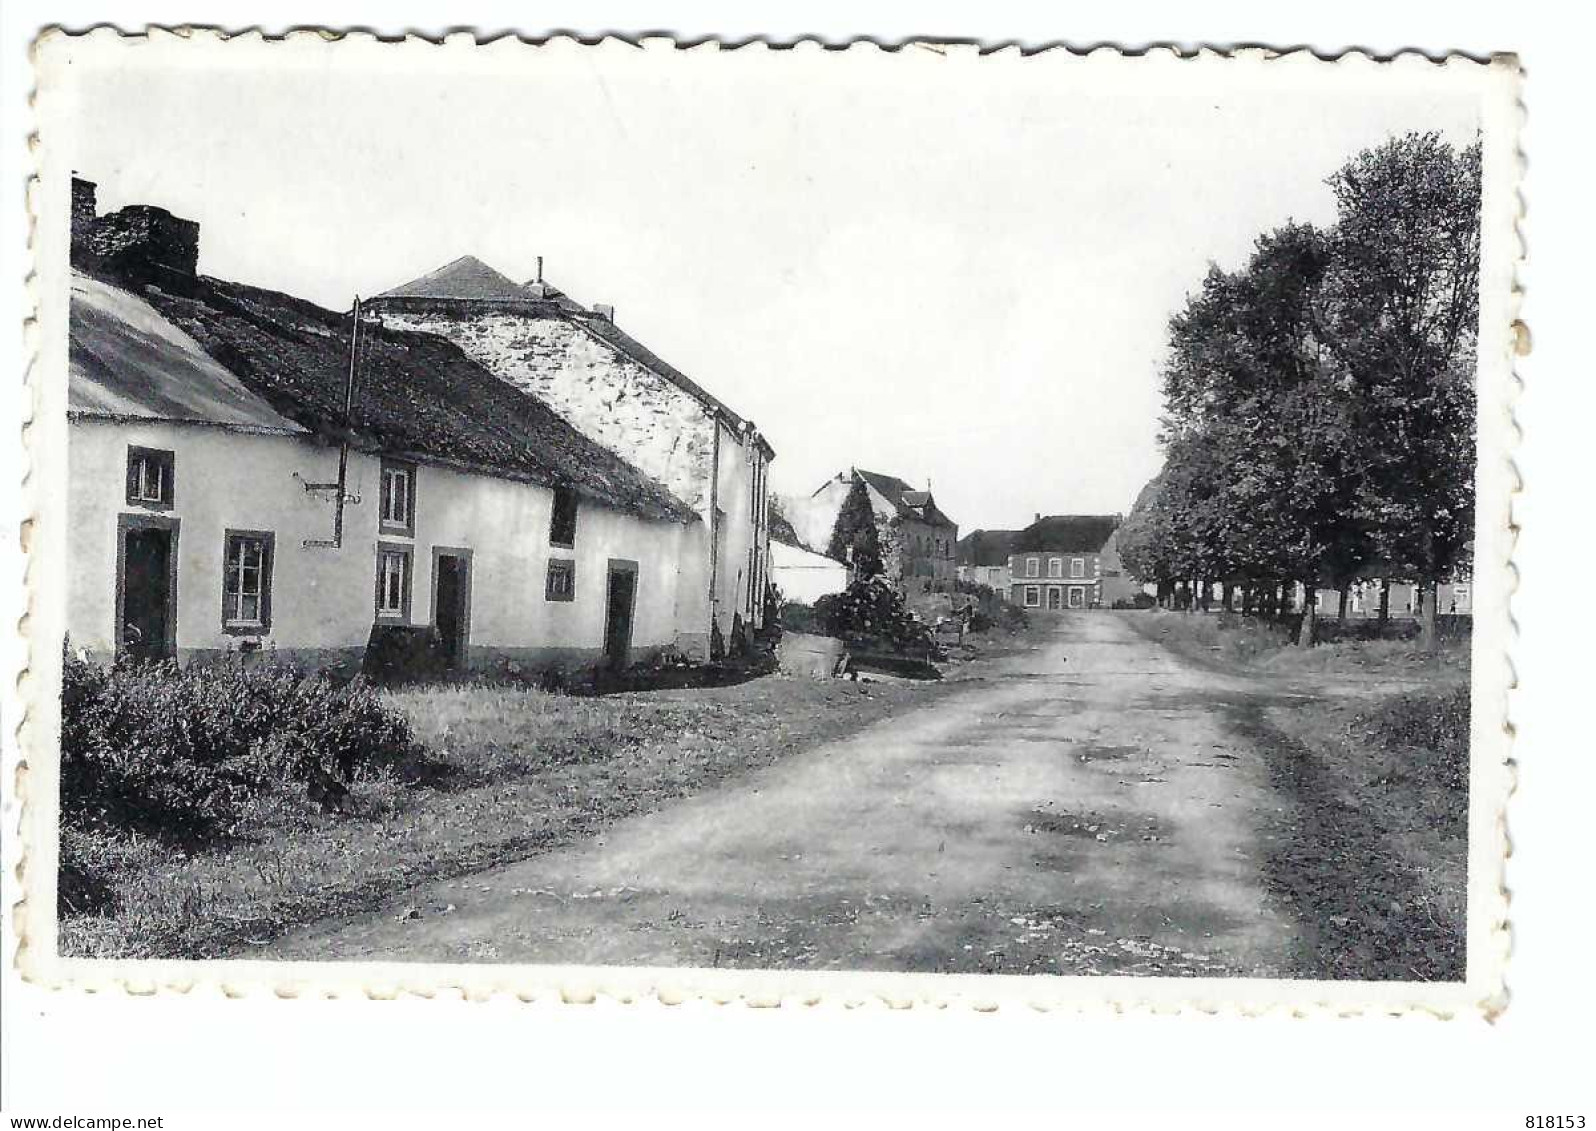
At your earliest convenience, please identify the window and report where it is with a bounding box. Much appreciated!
[380,459,416,535]
[545,558,576,602]
[1024,585,1041,608]
[550,485,578,548]
[126,446,175,508]
[221,530,273,632]
[1071,557,1086,579]
[375,543,412,621]
[1025,557,1039,578]
[1047,557,1063,578]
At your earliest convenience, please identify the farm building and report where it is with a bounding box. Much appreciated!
[956,529,1020,593]
[802,469,958,593]
[1008,514,1137,611]
[367,256,773,658]
[65,178,762,676]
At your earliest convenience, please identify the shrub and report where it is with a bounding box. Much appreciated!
[813,577,935,655]
[61,647,413,842]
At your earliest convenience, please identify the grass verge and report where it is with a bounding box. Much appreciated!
[1238,687,1469,981]
[60,672,962,959]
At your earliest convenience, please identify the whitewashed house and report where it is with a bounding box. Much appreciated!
[368,256,775,659]
[768,538,850,605]
[67,179,731,677]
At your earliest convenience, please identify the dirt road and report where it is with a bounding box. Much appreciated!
[267,614,1298,975]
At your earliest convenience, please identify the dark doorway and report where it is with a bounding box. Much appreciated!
[431,548,472,670]
[117,514,179,662]
[604,560,638,671]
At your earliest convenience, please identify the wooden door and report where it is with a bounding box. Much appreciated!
[432,550,472,668]
[118,516,179,661]
[604,562,638,670]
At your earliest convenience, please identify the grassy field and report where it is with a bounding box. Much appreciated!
[1122,609,1472,981]
[60,671,966,960]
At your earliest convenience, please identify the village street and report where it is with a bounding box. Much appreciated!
[266,615,1304,976]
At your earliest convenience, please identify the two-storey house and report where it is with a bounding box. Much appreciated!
[1008,514,1136,611]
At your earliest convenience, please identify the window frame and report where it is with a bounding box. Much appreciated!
[1071,557,1086,579]
[220,529,274,634]
[379,458,417,537]
[549,484,579,549]
[1047,557,1063,578]
[545,557,577,603]
[1024,585,1041,608]
[374,541,414,622]
[1025,556,1039,579]
[125,445,175,510]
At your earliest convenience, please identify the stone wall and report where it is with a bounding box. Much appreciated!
[376,307,718,514]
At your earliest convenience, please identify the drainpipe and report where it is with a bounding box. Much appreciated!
[707,417,722,640]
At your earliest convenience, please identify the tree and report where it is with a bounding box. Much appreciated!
[1317,133,1480,650]
[826,478,885,578]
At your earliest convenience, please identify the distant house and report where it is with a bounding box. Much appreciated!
[66,178,750,676]
[1307,577,1473,619]
[956,529,1020,593]
[1008,514,1135,611]
[765,496,848,605]
[808,469,958,593]
[366,254,774,659]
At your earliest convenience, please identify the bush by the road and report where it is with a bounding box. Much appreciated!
[813,577,935,655]
[61,647,413,843]
[1355,685,1471,795]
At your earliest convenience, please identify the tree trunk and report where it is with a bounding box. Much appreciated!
[1419,577,1438,651]
[1198,579,1212,613]
[1157,578,1173,609]
[1377,579,1390,631]
[1337,584,1350,621]
[1297,580,1317,646]
[1222,582,1234,612]
[1242,585,1255,616]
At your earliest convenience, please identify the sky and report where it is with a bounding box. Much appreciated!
[64,43,1480,533]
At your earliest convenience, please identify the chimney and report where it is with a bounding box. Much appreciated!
[90,201,201,292]
[1035,513,1041,523]
[70,176,98,270]
[591,303,615,322]
[536,255,544,284]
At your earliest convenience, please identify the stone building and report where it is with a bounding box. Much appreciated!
[65,180,761,675]
[805,469,958,593]
[368,256,773,657]
[1008,514,1137,611]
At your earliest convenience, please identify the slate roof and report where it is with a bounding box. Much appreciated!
[1014,515,1122,554]
[854,469,957,528]
[957,529,1021,567]
[375,255,530,302]
[69,274,305,433]
[114,272,695,523]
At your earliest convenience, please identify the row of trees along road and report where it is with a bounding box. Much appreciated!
[1116,132,1481,651]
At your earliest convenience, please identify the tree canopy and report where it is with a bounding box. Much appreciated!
[1120,132,1480,647]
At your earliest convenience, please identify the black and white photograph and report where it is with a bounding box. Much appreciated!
[22,33,1516,1010]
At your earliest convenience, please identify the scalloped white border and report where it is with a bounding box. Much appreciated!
[12,28,1523,1017]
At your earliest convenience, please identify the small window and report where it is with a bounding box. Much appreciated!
[126,446,175,508]
[222,530,273,632]
[545,558,576,602]
[375,543,412,620]
[1071,557,1086,578]
[1047,557,1063,578]
[1024,585,1041,608]
[550,485,578,548]
[1025,557,1039,579]
[380,459,416,535]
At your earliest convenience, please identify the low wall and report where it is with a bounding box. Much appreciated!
[777,631,848,680]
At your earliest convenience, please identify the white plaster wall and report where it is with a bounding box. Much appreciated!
[69,422,382,657]
[68,420,691,661]
[409,457,686,653]
[770,540,849,605]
